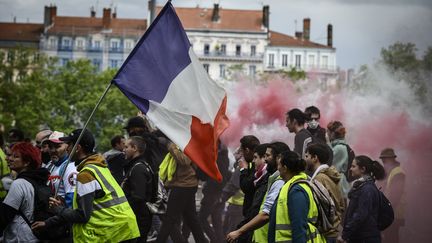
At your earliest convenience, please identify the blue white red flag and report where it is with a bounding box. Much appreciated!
[112,2,229,181]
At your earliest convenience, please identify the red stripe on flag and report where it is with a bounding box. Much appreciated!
[184,96,229,182]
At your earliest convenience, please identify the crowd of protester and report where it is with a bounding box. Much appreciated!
[0,105,405,243]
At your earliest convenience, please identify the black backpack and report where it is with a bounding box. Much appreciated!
[19,178,71,240]
[340,143,355,182]
[377,189,394,230]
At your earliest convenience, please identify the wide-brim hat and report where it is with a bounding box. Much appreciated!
[379,148,397,159]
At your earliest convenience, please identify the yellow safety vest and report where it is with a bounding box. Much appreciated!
[0,148,11,199]
[275,172,325,243]
[252,174,282,243]
[73,164,140,243]
[386,166,405,219]
[227,189,245,206]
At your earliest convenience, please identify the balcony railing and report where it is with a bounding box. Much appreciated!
[265,63,337,72]
[196,51,263,61]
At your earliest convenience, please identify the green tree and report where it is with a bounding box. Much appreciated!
[423,47,432,71]
[380,42,419,73]
[281,67,306,81]
[0,48,138,151]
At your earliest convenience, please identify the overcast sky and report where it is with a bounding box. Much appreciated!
[1,0,431,69]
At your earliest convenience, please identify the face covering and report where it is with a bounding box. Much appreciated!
[308,120,319,129]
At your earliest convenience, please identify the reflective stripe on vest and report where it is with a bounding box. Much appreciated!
[73,162,140,243]
[275,172,325,243]
[85,164,127,210]
[253,175,283,243]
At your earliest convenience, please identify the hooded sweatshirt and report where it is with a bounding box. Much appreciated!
[313,165,346,238]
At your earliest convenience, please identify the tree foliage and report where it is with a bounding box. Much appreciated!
[0,47,137,151]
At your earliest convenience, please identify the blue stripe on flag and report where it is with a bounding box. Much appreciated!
[112,3,191,113]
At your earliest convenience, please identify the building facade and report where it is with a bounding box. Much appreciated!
[0,4,337,82]
[39,6,146,71]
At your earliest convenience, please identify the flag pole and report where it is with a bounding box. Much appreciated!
[55,82,113,196]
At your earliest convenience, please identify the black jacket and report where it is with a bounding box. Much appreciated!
[240,162,256,217]
[343,176,381,241]
[122,155,156,228]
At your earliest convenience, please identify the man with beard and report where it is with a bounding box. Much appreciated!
[226,142,290,243]
[32,128,140,242]
[43,131,77,208]
[305,143,345,243]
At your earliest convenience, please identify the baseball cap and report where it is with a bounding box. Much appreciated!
[46,131,65,144]
[59,128,95,152]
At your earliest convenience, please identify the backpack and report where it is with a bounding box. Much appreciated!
[128,162,168,215]
[289,179,337,235]
[377,189,394,230]
[19,178,71,240]
[340,143,355,182]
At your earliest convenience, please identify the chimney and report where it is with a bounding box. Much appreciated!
[262,5,269,28]
[90,6,96,17]
[103,8,111,29]
[295,31,303,39]
[44,5,57,27]
[148,0,156,24]
[303,18,310,41]
[112,8,117,19]
[212,4,220,22]
[327,24,333,47]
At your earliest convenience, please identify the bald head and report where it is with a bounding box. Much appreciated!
[35,130,53,148]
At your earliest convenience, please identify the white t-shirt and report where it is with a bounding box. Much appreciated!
[3,178,38,242]
[48,161,77,197]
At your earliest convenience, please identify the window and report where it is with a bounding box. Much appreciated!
[93,59,101,71]
[295,55,301,68]
[111,40,120,50]
[49,38,56,47]
[203,64,209,73]
[219,64,226,78]
[125,41,133,49]
[236,45,241,56]
[221,44,226,55]
[94,41,101,49]
[249,65,256,76]
[250,45,256,56]
[268,53,274,67]
[322,56,328,69]
[308,55,315,67]
[282,54,288,67]
[76,40,84,49]
[62,39,71,47]
[110,59,119,68]
[61,58,69,66]
[204,44,210,55]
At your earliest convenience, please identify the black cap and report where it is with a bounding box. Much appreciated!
[59,128,95,152]
[123,116,148,130]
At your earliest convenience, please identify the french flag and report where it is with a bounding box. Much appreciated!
[112,2,229,181]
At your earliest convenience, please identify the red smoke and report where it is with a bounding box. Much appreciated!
[220,76,432,241]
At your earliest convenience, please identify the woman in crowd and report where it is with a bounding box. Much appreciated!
[0,142,49,242]
[268,151,325,243]
[339,155,385,243]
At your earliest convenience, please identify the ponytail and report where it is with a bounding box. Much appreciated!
[355,155,386,180]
